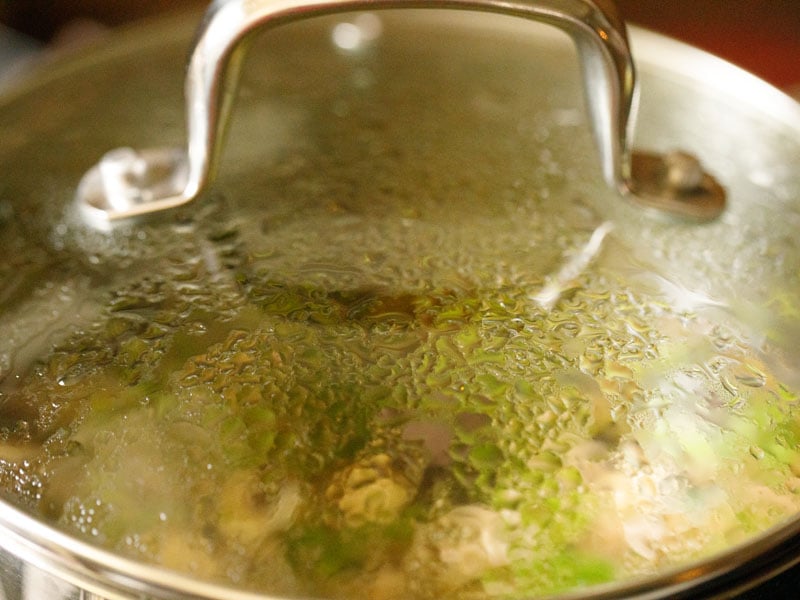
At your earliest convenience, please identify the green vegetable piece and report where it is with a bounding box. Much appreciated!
[469,443,503,469]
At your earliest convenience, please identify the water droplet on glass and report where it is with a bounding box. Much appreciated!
[734,362,766,388]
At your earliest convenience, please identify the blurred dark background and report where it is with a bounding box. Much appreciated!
[618,0,800,91]
[0,1,203,39]
[0,0,799,92]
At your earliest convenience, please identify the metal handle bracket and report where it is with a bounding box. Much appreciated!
[75,0,724,228]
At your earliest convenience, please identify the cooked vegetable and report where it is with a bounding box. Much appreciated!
[2,213,799,600]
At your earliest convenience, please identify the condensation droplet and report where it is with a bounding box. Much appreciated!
[734,363,767,388]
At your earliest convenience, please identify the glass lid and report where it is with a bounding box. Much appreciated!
[0,3,799,599]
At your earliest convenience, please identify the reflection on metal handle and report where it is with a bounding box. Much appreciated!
[75,0,723,228]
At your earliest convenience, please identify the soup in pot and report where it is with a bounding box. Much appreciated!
[1,11,799,600]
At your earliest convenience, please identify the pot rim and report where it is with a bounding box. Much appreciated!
[630,27,800,133]
[4,469,800,600]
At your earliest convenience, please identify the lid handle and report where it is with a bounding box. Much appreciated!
[75,0,724,228]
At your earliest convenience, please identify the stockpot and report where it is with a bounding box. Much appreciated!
[0,1,799,599]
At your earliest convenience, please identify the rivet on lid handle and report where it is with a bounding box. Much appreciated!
[74,0,726,230]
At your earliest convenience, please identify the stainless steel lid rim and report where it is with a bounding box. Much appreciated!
[4,491,800,600]
[0,500,275,600]
[629,28,800,132]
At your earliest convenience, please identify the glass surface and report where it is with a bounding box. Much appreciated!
[0,10,799,600]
